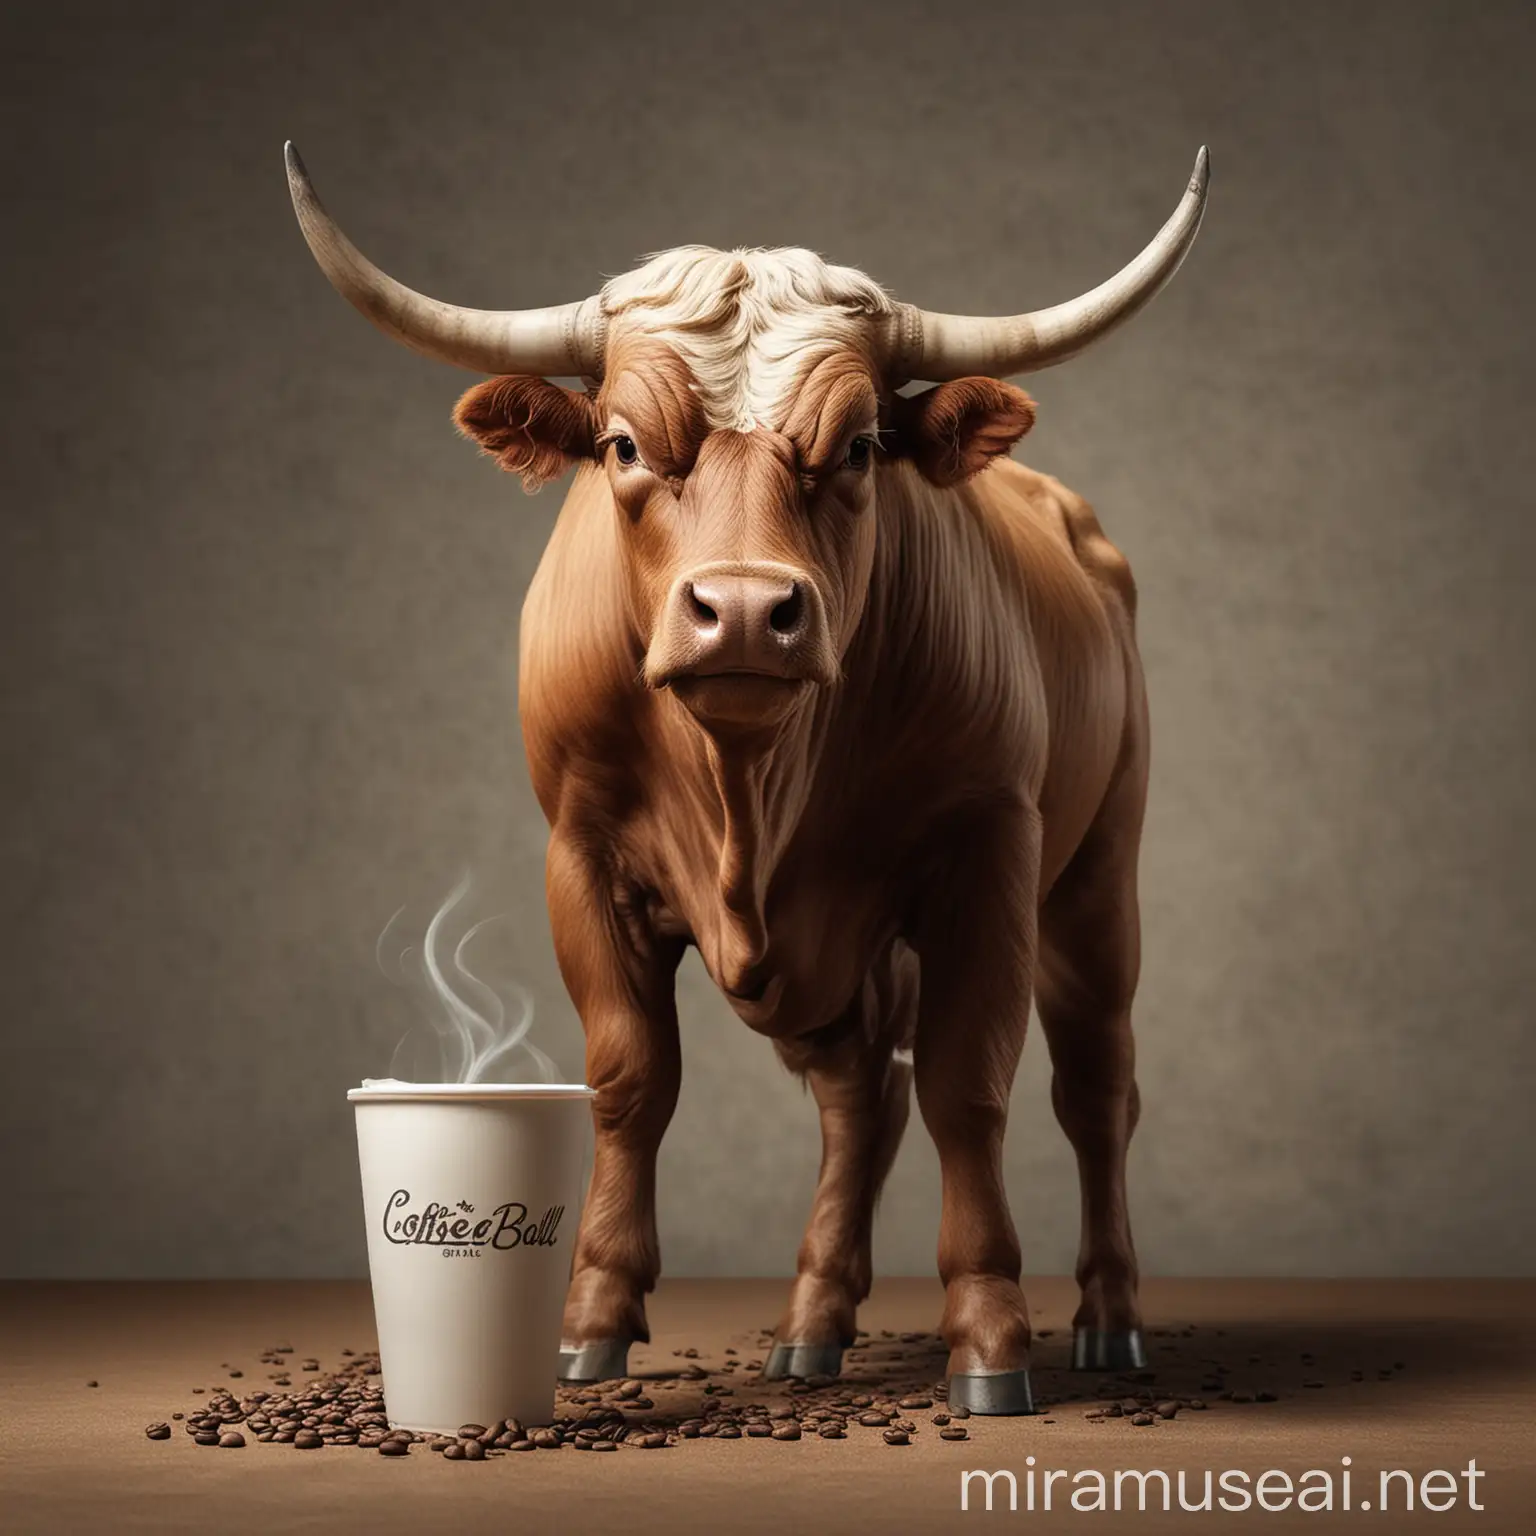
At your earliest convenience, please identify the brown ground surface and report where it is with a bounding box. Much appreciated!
[1,1277,1531,1534]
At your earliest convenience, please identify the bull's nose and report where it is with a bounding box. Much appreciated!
[684,573,809,661]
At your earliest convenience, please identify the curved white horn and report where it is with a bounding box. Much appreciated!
[885,147,1210,382]
[284,142,605,377]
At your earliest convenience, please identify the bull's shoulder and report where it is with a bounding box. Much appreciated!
[518,473,647,819]
[985,459,1138,621]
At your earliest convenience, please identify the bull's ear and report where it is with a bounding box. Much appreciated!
[888,377,1036,488]
[453,376,597,493]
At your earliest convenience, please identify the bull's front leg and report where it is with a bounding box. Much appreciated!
[912,800,1041,1415]
[763,947,917,1379]
[547,831,684,1383]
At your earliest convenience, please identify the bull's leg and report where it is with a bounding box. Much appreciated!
[1036,738,1149,1373]
[547,832,684,1383]
[912,803,1040,1415]
[763,948,917,1380]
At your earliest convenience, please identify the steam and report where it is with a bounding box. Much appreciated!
[371,872,559,1085]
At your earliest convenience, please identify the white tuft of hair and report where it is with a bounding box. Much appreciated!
[599,246,894,432]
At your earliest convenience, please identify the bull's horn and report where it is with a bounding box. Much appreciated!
[283,142,605,377]
[885,147,1209,383]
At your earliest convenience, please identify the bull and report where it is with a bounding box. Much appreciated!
[286,143,1209,1414]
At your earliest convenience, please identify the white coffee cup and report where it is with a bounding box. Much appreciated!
[349,1081,595,1433]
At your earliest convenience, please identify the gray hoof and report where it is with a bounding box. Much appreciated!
[761,1341,845,1380]
[1071,1328,1147,1372]
[947,1369,1034,1416]
[558,1338,631,1383]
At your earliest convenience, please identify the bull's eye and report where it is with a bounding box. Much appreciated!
[844,435,874,471]
[612,434,639,467]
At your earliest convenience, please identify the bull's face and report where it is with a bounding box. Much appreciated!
[454,335,1036,733]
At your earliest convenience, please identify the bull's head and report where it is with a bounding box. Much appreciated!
[284,145,1207,733]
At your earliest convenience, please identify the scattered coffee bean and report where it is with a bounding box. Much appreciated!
[882,1428,910,1446]
[772,1423,801,1441]
[1130,1413,1155,1427]
[378,1439,408,1456]
[898,1396,932,1410]
[442,1442,466,1460]
[1156,1401,1179,1419]
[145,1422,171,1440]
[218,1432,246,1448]
[940,1426,968,1441]
[194,1430,221,1446]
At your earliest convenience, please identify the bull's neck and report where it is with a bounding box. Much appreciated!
[689,697,832,985]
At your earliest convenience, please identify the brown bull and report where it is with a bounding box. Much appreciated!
[287,144,1209,1414]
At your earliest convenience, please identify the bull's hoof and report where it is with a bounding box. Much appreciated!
[558,1338,632,1383]
[762,1341,845,1381]
[1071,1328,1148,1372]
[946,1369,1035,1416]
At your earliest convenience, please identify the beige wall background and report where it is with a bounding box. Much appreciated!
[2,0,1532,1279]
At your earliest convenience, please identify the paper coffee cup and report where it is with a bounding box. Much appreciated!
[349,1081,595,1433]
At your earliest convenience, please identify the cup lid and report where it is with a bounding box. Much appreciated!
[347,1081,597,1103]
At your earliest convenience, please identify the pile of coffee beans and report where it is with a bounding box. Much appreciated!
[142,1331,978,1456]
[142,1324,1416,1455]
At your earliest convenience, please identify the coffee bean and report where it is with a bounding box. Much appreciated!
[940,1426,969,1441]
[931,1412,950,1426]
[533,1429,561,1449]
[218,1432,246,1448]
[1156,1401,1179,1418]
[745,1423,772,1438]
[817,1424,845,1439]
[442,1442,466,1460]
[229,1370,243,1379]
[898,1396,932,1410]
[771,1424,801,1441]
[882,1429,910,1446]
[1130,1414,1155,1426]
[378,1439,408,1456]
[194,1430,221,1446]
[294,1430,322,1449]
[86,1380,99,1388]
[462,1438,486,1461]
[458,1422,487,1438]
[508,1439,536,1451]
[858,1411,890,1426]
[949,1405,971,1420]
[592,1440,617,1452]
[715,1425,740,1439]
[892,1419,917,1433]
[145,1422,171,1440]
[1230,1391,1255,1404]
